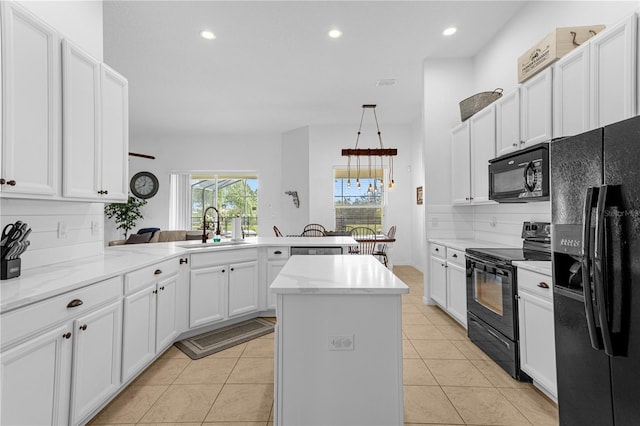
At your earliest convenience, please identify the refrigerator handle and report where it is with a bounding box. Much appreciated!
[582,186,602,350]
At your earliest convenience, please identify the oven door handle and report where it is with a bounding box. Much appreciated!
[582,186,602,350]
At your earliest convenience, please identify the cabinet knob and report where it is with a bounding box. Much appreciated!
[67,299,84,308]
[79,324,87,331]
[7,180,16,186]
[63,332,72,339]
[538,282,550,289]
[230,267,234,272]
[0,178,5,185]
[153,289,158,294]
[452,253,458,258]
[97,190,104,194]
[179,258,188,264]
[154,269,162,275]
[435,248,439,252]
[104,190,108,195]
[274,250,282,255]
[160,286,165,291]
[222,269,225,273]
[512,143,518,147]
[469,197,474,200]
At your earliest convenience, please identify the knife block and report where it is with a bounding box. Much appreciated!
[1,258,21,280]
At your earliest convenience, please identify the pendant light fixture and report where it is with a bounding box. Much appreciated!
[342,104,397,191]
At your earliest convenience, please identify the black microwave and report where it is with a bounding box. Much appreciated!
[488,142,550,202]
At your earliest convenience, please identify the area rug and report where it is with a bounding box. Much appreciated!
[174,317,275,360]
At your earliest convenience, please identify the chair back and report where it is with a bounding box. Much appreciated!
[301,228,325,237]
[387,225,397,240]
[303,223,326,234]
[273,225,283,237]
[349,226,377,255]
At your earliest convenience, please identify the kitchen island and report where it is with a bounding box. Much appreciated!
[271,255,409,426]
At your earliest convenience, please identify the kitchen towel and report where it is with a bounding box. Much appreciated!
[231,217,243,241]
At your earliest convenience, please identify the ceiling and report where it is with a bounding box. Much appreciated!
[103,1,526,138]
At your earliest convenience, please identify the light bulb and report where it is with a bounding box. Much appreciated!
[367,184,372,194]
[357,180,361,189]
[347,179,351,189]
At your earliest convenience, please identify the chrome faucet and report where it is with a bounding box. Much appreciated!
[202,206,222,243]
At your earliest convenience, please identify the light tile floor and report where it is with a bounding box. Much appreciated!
[90,265,558,426]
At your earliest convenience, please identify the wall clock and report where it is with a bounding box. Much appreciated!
[130,171,159,199]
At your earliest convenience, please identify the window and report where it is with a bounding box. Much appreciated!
[334,168,384,233]
[189,174,258,236]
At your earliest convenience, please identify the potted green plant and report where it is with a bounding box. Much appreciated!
[104,196,147,241]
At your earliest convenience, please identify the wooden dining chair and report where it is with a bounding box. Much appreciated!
[301,228,325,237]
[373,225,396,267]
[273,225,283,237]
[348,226,376,255]
[303,223,326,234]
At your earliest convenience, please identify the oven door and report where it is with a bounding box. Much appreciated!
[466,256,516,340]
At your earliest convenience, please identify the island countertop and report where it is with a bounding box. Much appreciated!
[270,255,409,295]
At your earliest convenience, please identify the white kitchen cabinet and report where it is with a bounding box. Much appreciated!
[469,105,496,204]
[0,1,60,197]
[517,267,557,401]
[62,39,128,202]
[228,260,259,317]
[190,265,227,327]
[445,251,467,327]
[122,262,179,383]
[429,244,447,307]
[495,87,521,156]
[553,45,590,137]
[590,13,637,128]
[520,68,553,146]
[0,323,72,425]
[70,300,122,424]
[450,122,471,205]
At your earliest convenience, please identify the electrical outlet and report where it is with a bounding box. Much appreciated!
[57,221,68,239]
[490,216,498,228]
[328,335,354,351]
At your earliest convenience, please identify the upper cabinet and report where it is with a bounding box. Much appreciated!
[520,67,553,146]
[554,13,638,137]
[495,87,521,156]
[450,122,470,205]
[590,14,637,128]
[0,2,60,196]
[0,2,128,202]
[62,39,128,202]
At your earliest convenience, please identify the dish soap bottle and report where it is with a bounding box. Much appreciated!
[213,233,221,243]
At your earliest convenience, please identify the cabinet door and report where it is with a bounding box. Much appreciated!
[429,256,447,307]
[156,275,178,352]
[190,265,227,327]
[0,2,59,196]
[228,260,259,317]
[553,46,591,137]
[100,64,128,202]
[70,300,122,424]
[450,122,471,205]
[520,68,553,146]
[267,260,287,310]
[1,323,72,426]
[590,14,637,128]
[446,263,467,327]
[121,285,156,383]
[469,105,495,204]
[62,38,101,199]
[518,291,557,398]
[495,88,521,156]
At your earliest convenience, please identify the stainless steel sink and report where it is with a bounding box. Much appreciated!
[178,240,251,249]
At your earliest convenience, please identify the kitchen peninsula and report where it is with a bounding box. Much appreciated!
[271,255,409,426]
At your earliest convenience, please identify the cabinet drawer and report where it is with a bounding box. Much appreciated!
[518,268,553,301]
[191,248,258,269]
[124,258,179,294]
[430,243,446,257]
[447,248,465,267]
[1,276,122,348]
[267,247,289,260]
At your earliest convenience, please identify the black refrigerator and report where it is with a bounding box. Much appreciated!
[551,115,640,426]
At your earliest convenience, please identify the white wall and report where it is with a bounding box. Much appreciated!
[18,0,103,60]
[308,122,416,266]
[109,133,282,243]
[280,126,310,236]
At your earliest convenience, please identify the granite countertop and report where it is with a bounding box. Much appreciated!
[512,261,553,276]
[0,236,357,313]
[270,255,409,295]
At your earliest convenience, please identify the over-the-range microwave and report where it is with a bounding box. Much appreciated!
[488,142,551,203]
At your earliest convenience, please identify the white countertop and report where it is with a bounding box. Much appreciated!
[513,260,553,276]
[428,238,517,251]
[270,255,409,295]
[0,236,357,313]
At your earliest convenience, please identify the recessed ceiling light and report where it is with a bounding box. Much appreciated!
[200,30,216,40]
[328,29,343,39]
[443,27,457,36]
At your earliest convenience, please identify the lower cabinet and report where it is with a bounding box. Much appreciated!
[190,265,227,327]
[517,268,557,400]
[228,260,259,317]
[429,243,467,327]
[121,272,179,383]
[267,260,287,310]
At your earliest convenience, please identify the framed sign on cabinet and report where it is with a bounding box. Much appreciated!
[416,186,423,205]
